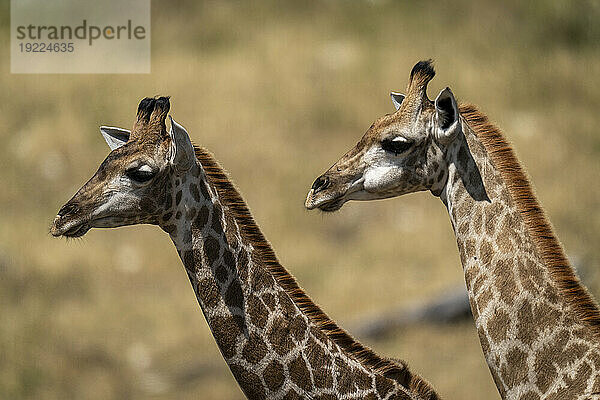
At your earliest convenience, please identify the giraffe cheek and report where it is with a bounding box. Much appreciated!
[363,166,391,191]
[364,166,404,195]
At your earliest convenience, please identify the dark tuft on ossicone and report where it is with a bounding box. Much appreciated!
[154,96,170,115]
[137,96,170,123]
[410,59,435,82]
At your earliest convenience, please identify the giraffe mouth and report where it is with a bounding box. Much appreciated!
[51,215,116,238]
[63,223,91,238]
[305,190,346,212]
[50,215,91,238]
[51,215,128,238]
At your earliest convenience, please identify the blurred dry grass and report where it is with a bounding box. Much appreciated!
[1,0,599,398]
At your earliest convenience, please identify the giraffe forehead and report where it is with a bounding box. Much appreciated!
[350,119,397,154]
[99,142,165,173]
[367,108,433,140]
[369,114,400,135]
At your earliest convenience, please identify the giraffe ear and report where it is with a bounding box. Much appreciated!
[168,116,195,171]
[390,92,405,111]
[434,87,461,143]
[100,126,130,150]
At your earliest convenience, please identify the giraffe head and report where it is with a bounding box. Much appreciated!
[305,60,462,211]
[50,97,197,237]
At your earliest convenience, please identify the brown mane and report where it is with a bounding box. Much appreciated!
[459,103,600,337]
[194,146,440,400]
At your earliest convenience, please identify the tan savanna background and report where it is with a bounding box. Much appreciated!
[2,1,599,399]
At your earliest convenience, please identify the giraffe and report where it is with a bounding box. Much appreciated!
[50,97,441,400]
[305,61,600,399]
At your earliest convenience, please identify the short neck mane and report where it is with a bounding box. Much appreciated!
[194,146,439,399]
[458,104,600,337]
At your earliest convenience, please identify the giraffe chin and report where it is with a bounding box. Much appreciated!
[320,198,346,212]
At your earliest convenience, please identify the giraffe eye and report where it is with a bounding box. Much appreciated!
[381,137,412,155]
[126,166,156,183]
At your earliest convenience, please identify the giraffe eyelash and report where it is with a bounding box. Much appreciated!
[126,165,156,183]
[381,137,413,154]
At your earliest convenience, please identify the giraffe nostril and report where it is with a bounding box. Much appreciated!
[311,176,330,192]
[58,202,79,217]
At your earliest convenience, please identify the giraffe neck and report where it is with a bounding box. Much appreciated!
[160,153,432,399]
[439,115,600,399]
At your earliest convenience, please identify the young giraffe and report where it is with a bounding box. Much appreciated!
[50,97,441,400]
[305,61,600,399]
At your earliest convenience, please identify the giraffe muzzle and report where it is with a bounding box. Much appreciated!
[305,170,365,212]
[50,213,91,238]
[305,181,348,212]
[50,201,94,237]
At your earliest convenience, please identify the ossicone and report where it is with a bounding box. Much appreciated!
[136,96,171,124]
